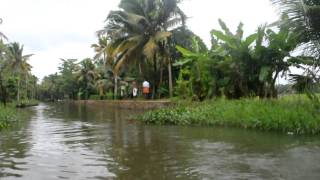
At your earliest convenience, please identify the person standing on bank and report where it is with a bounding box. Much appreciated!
[142,80,150,99]
[132,80,138,99]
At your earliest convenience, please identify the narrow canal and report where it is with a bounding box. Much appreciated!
[1,103,320,179]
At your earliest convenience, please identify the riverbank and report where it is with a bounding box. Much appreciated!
[0,100,39,130]
[139,96,320,135]
[72,99,172,110]
[0,105,16,130]
[15,99,39,108]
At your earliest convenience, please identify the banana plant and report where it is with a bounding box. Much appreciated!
[175,37,214,100]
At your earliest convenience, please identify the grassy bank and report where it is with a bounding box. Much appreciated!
[139,95,320,135]
[15,99,39,108]
[0,105,16,130]
[0,100,38,130]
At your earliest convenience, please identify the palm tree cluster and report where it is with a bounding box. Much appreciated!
[97,0,187,98]
[0,19,37,105]
[39,0,205,100]
[39,0,320,101]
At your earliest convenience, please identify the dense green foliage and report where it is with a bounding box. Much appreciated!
[39,0,195,100]
[39,58,113,101]
[36,0,319,103]
[0,18,37,130]
[139,96,320,134]
[0,105,15,130]
[175,18,314,100]
[0,19,37,105]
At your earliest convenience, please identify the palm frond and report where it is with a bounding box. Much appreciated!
[0,18,8,41]
[111,35,142,59]
[143,37,158,60]
[271,0,320,58]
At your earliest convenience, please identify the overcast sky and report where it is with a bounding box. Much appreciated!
[0,0,279,80]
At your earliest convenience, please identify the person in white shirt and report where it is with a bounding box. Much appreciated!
[132,80,138,98]
[142,80,150,99]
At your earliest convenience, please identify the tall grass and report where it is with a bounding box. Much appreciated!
[139,95,320,135]
[0,105,16,130]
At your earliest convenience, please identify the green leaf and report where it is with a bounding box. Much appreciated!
[176,45,198,58]
[173,58,193,67]
[287,56,314,66]
[211,30,230,42]
[236,22,244,39]
[244,33,258,46]
[218,19,233,36]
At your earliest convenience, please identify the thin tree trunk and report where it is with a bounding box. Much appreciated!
[32,84,37,99]
[0,73,7,106]
[158,65,163,99]
[271,71,280,98]
[17,77,20,102]
[139,62,143,76]
[152,55,157,99]
[25,74,28,99]
[114,76,118,99]
[168,58,173,98]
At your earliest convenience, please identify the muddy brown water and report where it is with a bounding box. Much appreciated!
[1,102,320,180]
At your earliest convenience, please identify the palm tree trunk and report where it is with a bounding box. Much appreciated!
[114,76,118,99]
[103,52,106,65]
[0,73,7,106]
[271,71,280,98]
[32,83,35,100]
[25,74,28,99]
[139,62,143,76]
[168,58,173,98]
[158,65,163,99]
[17,77,20,102]
[152,57,158,99]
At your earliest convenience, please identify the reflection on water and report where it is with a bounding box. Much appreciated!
[1,102,320,180]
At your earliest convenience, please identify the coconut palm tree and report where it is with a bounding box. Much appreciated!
[91,36,113,63]
[0,40,8,105]
[96,79,107,99]
[99,0,186,98]
[0,18,8,41]
[28,75,38,99]
[77,58,99,99]
[271,0,320,58]
[7,42,33,102]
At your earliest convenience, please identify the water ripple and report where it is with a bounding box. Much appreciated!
[1,103,320,180]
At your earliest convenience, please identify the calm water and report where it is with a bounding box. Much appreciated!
[0,102,320,180]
